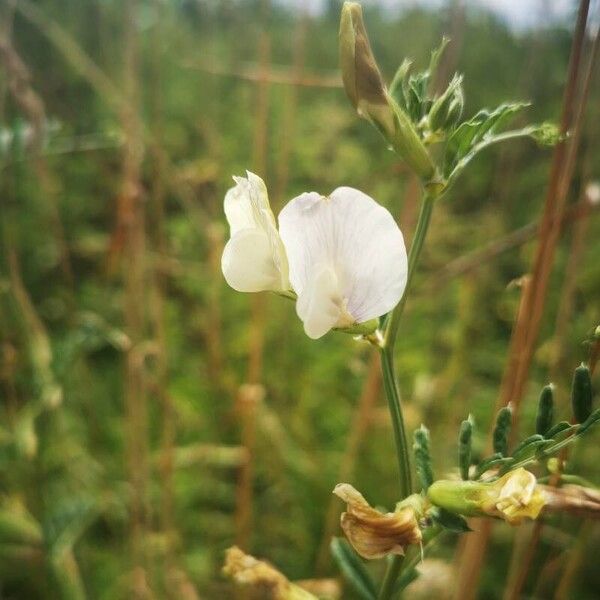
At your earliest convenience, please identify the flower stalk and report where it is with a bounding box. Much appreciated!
[376,188,440,600]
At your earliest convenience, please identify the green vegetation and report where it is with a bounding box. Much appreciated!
[0,1,599,598]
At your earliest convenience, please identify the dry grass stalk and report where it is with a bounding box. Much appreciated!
[186,60,340,89]
[502,27,599,600]
[498,0,594,425]
[119,0,150,589]
[273,8,309,207]
[431,197,599,290]
[235,384,265,549]
[454,2,592,596]
[234,0,272,559]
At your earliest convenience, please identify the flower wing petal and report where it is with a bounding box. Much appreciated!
[296,264,342,339]
[221,228,281,292]
[224,181,254,235]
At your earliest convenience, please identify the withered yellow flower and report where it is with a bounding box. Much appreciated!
[333,483,422,559]
[428,468,547,525]
[484,468,546,524]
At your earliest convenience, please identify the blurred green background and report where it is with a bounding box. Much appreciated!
[1,0,599,598]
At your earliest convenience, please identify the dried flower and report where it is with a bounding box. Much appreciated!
[333,483,422,559]
[223,546,317,600]
[428,468,547,525]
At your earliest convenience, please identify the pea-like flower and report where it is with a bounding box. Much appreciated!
[486,468,546,524]
[222,175,408,340]
[428,468,547,525]
[333,483,422,559]
[221,172,290,293]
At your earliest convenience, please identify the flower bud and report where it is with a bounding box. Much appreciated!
[428,468,546,525]
[535,384,554,436]
[571,363,593,424]
[428,74,464,134]
[333,483,422,559]
[339,2,435,181]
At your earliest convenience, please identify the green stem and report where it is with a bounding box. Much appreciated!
[381,348,413,499]
[384,193,436,351]
[377,190,438,600]
[378,555,404,600]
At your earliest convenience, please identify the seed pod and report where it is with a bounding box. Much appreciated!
[458,417,473,480]
[571,363,593,424]
[413,425,434,491]
[536,384,554,436]
[493,407,512,456]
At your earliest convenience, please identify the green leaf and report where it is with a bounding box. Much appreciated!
[577,407,600,435]
[473,454,513,480]
[544,421,572,439]
[413,425,434,491]
[493,407,512,456]
[572,363,593,424]
[510,434,546,462]
[389,59,412,110]
[330,538,377,600]
[536,384,555,436]
[458,417,473,480]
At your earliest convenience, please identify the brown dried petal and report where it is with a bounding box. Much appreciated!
[334,483,422,560]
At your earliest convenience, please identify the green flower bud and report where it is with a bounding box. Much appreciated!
[493,406,512,456]
[428,74,464,133]
[458,417,473,480]
[536,384,554,436]
[572,363,593,424]
[413,425,434,491]
[339,2,435,181]
[530,122,563,146]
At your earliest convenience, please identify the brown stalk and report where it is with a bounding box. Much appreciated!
[454,3,592,596]
[502,27,599,600]
[235,0,272,554]
[452,275,532,600]
[273,9,309,207]
[549,179,595,381]
[145,0,177,583]
[497,0,592,426]
[314,350,382,573]
[431,198,599,290]
[186,60,341,89]
[120,0,149,592]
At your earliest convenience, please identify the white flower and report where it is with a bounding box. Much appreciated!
[221,172,290,293]
[278,187,407,339]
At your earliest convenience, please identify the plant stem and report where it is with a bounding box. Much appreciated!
[380,348,413,499]
[377,189,438,599]
[378,555,404,600]
[384,193,436,351]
